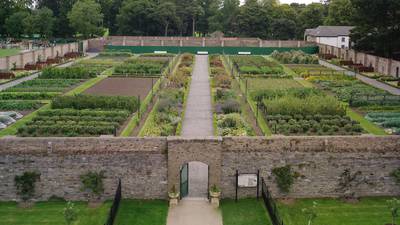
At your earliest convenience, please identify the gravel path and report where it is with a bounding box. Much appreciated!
[319,59,400,95]
[0,53,98,92]
[181,55,214,137]
[167,199,223,225]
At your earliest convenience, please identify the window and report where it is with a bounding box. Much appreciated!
[341,45,345,48]
[342,37,346,42]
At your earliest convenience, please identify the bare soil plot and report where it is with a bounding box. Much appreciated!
[84,77,157,100]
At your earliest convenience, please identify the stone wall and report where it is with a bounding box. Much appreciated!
[0,136,399,201]
[0,137,168,201]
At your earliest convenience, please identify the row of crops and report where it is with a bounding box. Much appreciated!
[210,55,254,136]
[139,54,194,136]
[230,55,286,78]
[18,95,138,137]
[113,55,171,77]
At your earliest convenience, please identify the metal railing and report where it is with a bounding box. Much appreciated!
[105,179,122,225]
[261,178,284,225]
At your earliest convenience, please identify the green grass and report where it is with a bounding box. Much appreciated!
[278,197,398,225]
[0,48,20,57]
[346,108,387,135]
[114,200,168,225]
[246,78,303,92]
[0,201,111,225]
[221,199,271,225]
[266,56,297,77]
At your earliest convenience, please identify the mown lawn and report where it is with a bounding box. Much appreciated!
[278,197,397,225]
[114,200,168,225]
[221,198,271,225]
[0,48,20,57]
[0,201,111,225]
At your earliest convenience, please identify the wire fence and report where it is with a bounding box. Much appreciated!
[104,179,122,225]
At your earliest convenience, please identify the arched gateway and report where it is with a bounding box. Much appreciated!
[167,137,222,198]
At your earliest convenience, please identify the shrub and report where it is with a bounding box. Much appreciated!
[14,171,41,201]
[220,99,241,114]
[217,113,253,136]
[214,74,231,88]
[391,168,400,185]
[80,171,106,199]
[272,165,295,194]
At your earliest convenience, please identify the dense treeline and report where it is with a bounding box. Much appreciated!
[0,0,399,58]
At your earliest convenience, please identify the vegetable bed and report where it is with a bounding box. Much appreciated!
[230,55,285,77]
[113,57,170,77]
[271,50,318,64]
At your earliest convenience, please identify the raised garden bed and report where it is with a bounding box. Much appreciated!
[113,57,170,77]
[229,55,286,77]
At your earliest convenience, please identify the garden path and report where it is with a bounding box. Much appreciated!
[319,59,400,95]
[167,199,223,225]
[181,55,214,136]
[0,53,98,92]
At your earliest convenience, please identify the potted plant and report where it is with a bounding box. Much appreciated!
[80,171,105,207]
[14,171,41,208]
[168,185,180,206]
[209,184,221,207]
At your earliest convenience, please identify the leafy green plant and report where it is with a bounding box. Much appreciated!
[210,184,220,193]
[64,201,78,225]
[272,165,295,194]
[302,201,318,225]
[390,168,400,185]
[80,171,106,199]
[14,171,41,201]
[387,198,400,225]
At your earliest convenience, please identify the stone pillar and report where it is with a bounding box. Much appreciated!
[259,39,262,47]
[42,48,46,61]
[140,40,144,46]
[297,41,301,47]
[375,56,380,72]
[221,40,224,47]
[51,46,55,58]
[202,38,205,47]
[19,53,24,68]
[68,43,71,53]
[278,40,282,48]
[161,40,164,46]
[60,45,64,56]
[5,56,10,70]
[32,51,36,64]
[180,40,183,47]
[123,36,126,46]
[387,59,392,76]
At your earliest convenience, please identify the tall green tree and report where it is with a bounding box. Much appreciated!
[153,1,178,36]
[68,0,104,38]
[270,18,297,40]
[350,0,400,58]
[37,0,76,37]
[117,0,157,36]
[324,0,354,25]
[298,3,327,34]
[236,0,270,38]
[23,7,55,38]
[5,11,30,38]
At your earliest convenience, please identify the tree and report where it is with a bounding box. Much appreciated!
[187,1,205,36]
[298,3,327,35]
[117,0,156,36]
[37,0,76,37]
[68,0,104,38]
[5,11,30,38]
[350,0,400,59]
[23,7,55,38]
[14,171,41,202]
[270,18,297,40]
[153,1,178,36]
[324,0,354,25]
[236,0,270,39]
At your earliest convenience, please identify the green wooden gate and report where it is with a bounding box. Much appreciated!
[180,163,188,198]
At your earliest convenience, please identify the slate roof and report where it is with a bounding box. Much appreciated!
[305,26,355,37]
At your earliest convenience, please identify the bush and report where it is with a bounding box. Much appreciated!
[217,113,253,136]
[80,171,106,199]
[220,99,241,114]
[214,74,231,88]
[272,165,295,194]
[14,171,41,201]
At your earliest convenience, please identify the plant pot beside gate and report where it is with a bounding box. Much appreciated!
[169,185,180,206]
[209,185,221,207]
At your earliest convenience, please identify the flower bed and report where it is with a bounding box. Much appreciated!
[140,54,194,136]
[230,55,285,77]
[271,50,319,64]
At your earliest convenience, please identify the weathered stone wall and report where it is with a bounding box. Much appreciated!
[0,137,168,201]
[221,136,400,199]
[0,136,399,201]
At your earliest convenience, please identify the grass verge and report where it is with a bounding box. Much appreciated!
[114,200,168,225]
[346,108,387,135]
[278,197,398,225]
[0,48,20,57]
[221,198,271,225]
